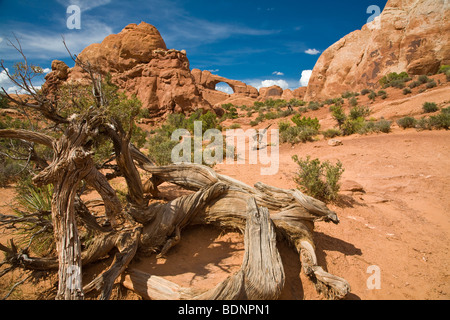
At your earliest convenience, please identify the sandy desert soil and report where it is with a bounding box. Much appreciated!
[0,78,449,300]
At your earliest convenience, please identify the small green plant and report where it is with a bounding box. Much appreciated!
[379,72,410,88]
[323,128,342,139]
[368,91,377,101]
[361,88,371,95]
[396,116,417,129]
[422,102,438,113]
[341,117,366,136]
[403,88,412,95]
[291,115,321,131]
[330,105,347,129]
[429,110,450,130]
[418,75,430,84]
[349,105,371,120]
[437,65,450,74]
[292,155,344,202]
[228,123,241,129]
[250,120,260,127]
[426,80,437,89]
[13,181,55,256]
[373,119,392,133]
[264,111,279,120]
[307,101,321,111]
[342,91,358,99]
[349,97,358,107]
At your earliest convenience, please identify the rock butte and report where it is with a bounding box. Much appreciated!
[305,0,450,101]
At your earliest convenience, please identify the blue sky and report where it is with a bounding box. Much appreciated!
[0,0,388,93]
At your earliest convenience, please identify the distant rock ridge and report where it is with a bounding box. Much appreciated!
[43,22,308,118]
[304,0,450,101]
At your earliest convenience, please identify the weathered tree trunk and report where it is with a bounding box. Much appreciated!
[139,163,350,299]
[121,197,285,300]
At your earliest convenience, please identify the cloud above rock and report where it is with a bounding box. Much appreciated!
[299,70,312,87]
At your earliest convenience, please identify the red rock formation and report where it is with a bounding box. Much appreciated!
[305,0,450,101]
[61,22,212,117]
[258,85,283,100]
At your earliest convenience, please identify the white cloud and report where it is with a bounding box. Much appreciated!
[299,70,313,87]
[215,83,233,94]
[207,69,220,73]
[1,68,44,94]
[305,48,320,55]
[272,71,284,76]
[0,20,113,61]
[259,79,289,90]
[43,68,51,74]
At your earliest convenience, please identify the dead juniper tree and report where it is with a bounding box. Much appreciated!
[0,39,351,300]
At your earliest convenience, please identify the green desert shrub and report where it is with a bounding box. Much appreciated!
[250,120,260,127]
[426,80,437,89]
[349,105,371,120]
[422,102,438,113]
[408,81,421,89]
[279,126,318,144]
[373,119,392,133]
[330,105,347,128]
[342,117,366,136]
[12,181,55,256]
[429,111,450,130]
[292,155,344,202]
[368,91,377,101]
[361,88,371,95]
[291,115,321,131]
[396,116,417,129]
[418,75,430,84]
[437,65,450,74]
[323,128,342,139]
[307,101,321,111]
[349,97,358,107]
[403,88,412,95]
[279,117,319,144]
[379,72,410,88]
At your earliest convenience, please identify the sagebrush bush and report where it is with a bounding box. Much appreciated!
[397,116,417,129]
[279,126,318,144]
[403,88,412,95]
[422,102,438,113]
[429,111,450,130]
[291,115,321,130]
[330,105,347,128]
[426,80,437,89]
[349,105,371,120]
[373,119,392,133]
[379,72,410,88]
[323,128,342,139]
[342,117,365,135]
[418,75,430,84]
[292,155,344,202]
[361,88,371,95]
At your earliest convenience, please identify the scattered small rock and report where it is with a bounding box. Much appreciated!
[328,139,343,146]
[341,180,366,193]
